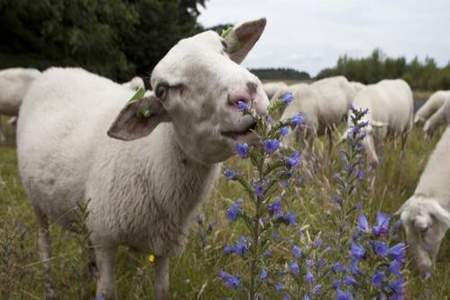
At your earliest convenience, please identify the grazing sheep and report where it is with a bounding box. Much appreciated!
[263,81,290,101]
[423,93,450,136]
[281,76,355,148]
[122,76,145,91]
[17,18,268,300]
[350,81,365,94]
[0,68,40,141]
[397,126,450,277]
[414,91,450,126]
[343,79,414,166]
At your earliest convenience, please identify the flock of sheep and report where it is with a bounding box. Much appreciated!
[0,18,449,299]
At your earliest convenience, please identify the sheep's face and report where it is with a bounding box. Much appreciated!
[399,197,450,277]
[108,19,269,164]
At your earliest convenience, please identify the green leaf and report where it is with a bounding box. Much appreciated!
[128,87,146,104]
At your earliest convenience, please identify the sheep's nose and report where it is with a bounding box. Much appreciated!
[227,81,258,107]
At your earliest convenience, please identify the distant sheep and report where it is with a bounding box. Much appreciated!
[397,126,450,277]
[414,91,450,126]
[0,68,40,141]
[263,81,290,101]
[343,79,414,166]
[282,76,355,146]
[17,19,268,300]
[122,76,145,91]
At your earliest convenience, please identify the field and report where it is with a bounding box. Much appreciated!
[1,102,450,299]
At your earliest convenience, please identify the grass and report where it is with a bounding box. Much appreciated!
[0,116,449,299]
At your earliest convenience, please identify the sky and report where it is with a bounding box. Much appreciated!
[198,0,450,76]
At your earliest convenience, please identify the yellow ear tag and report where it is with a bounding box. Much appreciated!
[148,254,156,263]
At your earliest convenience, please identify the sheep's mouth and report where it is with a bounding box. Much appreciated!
[221,121,257,140]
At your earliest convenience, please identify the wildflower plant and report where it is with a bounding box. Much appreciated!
[218,102,408,299]
[220,92,304,299]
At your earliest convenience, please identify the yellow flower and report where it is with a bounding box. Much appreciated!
[148,254,156,263]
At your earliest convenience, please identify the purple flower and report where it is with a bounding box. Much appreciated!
[390,277,404,294]
[333,280,341,290]
[264,249,273,257]
[260,269,268,281]
[226,199,242,221]
[281,92,294,105]
[254,183,264,198]
[275,282,283,292]
[304,295,311,300]
[372,212,390,236]
[283,293,292,300]
[237,100,249,112]
[264,139,280,154]
[343,275,357,286]
[235,143,249,158]
[286,151,301,168]
[389,260,402,276]
[280,126,289,136]
[279,212,297,225]
[312,284,322,294]
[313,239,323,249]
[350,259,360,275]
[218,270,240,289]
[388,243,406,262]
[333,262,346,273]
[372,271,385,288]
[337,289,352,300]
[224,169,235,180]
[357,169,365,180]
[289,261,300,275]
[305,271,314,283]
[351,242,365,260]
[96,295,105,300]
[292,244,302,258]
[268,199,282,216]
[290,114,304,126]
[357,214,369,233]
[234,236,249,256]
[372,240,388,257]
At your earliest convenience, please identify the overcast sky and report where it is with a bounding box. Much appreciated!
[198,0,450,76]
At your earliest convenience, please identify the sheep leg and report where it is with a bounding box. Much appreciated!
[87,240,98,279]
[0,120,5,143]
[155,255,170,300]
[95,245,117,299]
[36,212,56,300]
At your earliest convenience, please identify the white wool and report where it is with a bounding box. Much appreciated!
[415,90,450,126]
[423,95,450,135]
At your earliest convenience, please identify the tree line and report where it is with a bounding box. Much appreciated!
[316,49,450,90]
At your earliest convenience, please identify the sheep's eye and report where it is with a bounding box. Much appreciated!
[156,83,169,100]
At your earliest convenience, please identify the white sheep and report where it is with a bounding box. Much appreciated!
[281,76,355,147]
[414,91,450,126]
[350,81,365,94]
[17,18,268,300]
[0,68,40,141]
[422,92,450,136]
[263,81,290,101]
[343,79,414,166]
[122,76,145,91]
[397,126,450,277]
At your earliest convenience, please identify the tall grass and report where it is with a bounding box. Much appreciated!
[0,119,449,299]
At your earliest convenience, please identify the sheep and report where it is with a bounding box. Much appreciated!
[263,81,290,101]
[414,91,450,126]
[17,18,268,300]
[0,68,40,142]
[396,126,450,277]
[122,76,145,91]
[343,79,414,166]
[350,81,365,94]
[281,76,355,149]
[423,98,450,136]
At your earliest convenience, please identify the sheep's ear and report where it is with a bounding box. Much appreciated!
[223,18,266,64]
[107,92,170,141]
